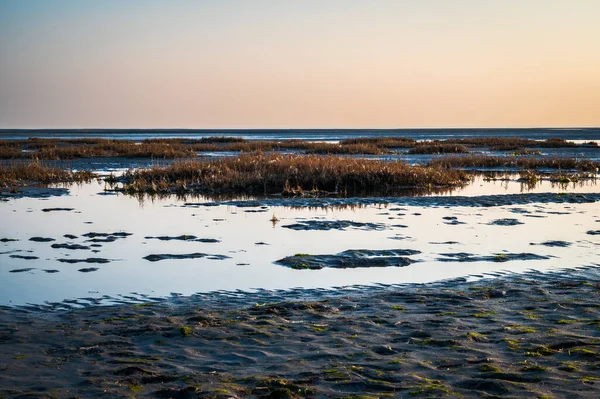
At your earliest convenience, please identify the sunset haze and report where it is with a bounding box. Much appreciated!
[1,0,599,128]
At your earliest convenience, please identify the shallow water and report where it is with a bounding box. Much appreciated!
[2,127,600,141]
[1,178,599,307]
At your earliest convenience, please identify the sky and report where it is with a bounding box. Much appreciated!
[1,0,599,129]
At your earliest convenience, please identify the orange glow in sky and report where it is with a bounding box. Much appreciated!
[1,1,599,128]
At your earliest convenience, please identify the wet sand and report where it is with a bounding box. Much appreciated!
[1,268,599,398]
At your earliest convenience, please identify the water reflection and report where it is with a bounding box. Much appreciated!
[0,179,599,307]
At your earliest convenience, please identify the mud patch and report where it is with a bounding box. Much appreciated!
[488,218,524,226]
[43,269,60,273]
[144,235,220,243]
[143,253,231,262]
[78,268,99,273]
[276,249,421,270]
[41,208,74,212]
[282,220,388,231]
[388,235,410,241]
[437,252,551,263]
[63,234,78,239]
[56,258,111,264]
[9,268,35,273]
[443,216,466,225]
[51,243,91,250]
[0,238,18,243]
[82,232,132,243]
[29,237,55,242]
[587,230,600,235]
[183,192,600,209]
[9,255,39,260]
[530,240,571,248]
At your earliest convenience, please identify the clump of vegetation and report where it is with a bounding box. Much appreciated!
[1,135,593,161]
[304,143,389,155]
[428,155,599,172]
[180,326,193,336]
[0,161,95,188]
[339,136,417,148]
[408,143,470,155]
[111,153,470,196]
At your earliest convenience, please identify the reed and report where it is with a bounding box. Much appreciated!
[407,143,470,154]
[0,161,95,187]
[339,137,417,148]
[428,155,599,171]
[0,136,594,160]
[115,153,470,196]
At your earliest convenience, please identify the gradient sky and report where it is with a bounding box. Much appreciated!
[1,0,599,129]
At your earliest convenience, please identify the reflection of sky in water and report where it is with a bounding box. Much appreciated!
[0,180,599,306]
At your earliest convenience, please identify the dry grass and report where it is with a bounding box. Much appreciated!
[0,161,95,188]
[114,153,470,196]
[408,143,470,154]
[0,136,595,160]
[0,142,21,159]
[339,137,417,148]
[428,155,600,171]
[304,143,389,155]
[444,137,585,148]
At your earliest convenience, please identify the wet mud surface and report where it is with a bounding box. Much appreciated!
[8,255,39,260]
[282,220,389,231]
[51,243,91,250]
[531,241,572,248]
[182,192,600,209]
[56,258,111,264]
[488,218,524,226]
[437,252,552,263]
[143,253,231,262]
[144,235,220,243]
[41,207,74,212]
[0,268,599,398]
[276,249,421,270]
[28,237,55,243]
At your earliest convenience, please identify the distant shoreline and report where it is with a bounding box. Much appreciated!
[1,127,599,142]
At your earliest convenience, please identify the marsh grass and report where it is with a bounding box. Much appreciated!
[0,161,95,187]
[428,155,599,172]
[408,143,470,154]
[113,153,470,196]
[1,136,595,160]
[339,137,417,148]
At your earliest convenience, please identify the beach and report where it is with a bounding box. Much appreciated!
[1,267,599,398]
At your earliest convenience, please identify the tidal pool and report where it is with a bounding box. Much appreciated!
[0,178,599,307]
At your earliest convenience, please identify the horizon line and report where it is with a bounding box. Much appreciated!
[1,126,599,132]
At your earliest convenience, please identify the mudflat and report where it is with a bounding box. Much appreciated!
[1,268,599,398]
